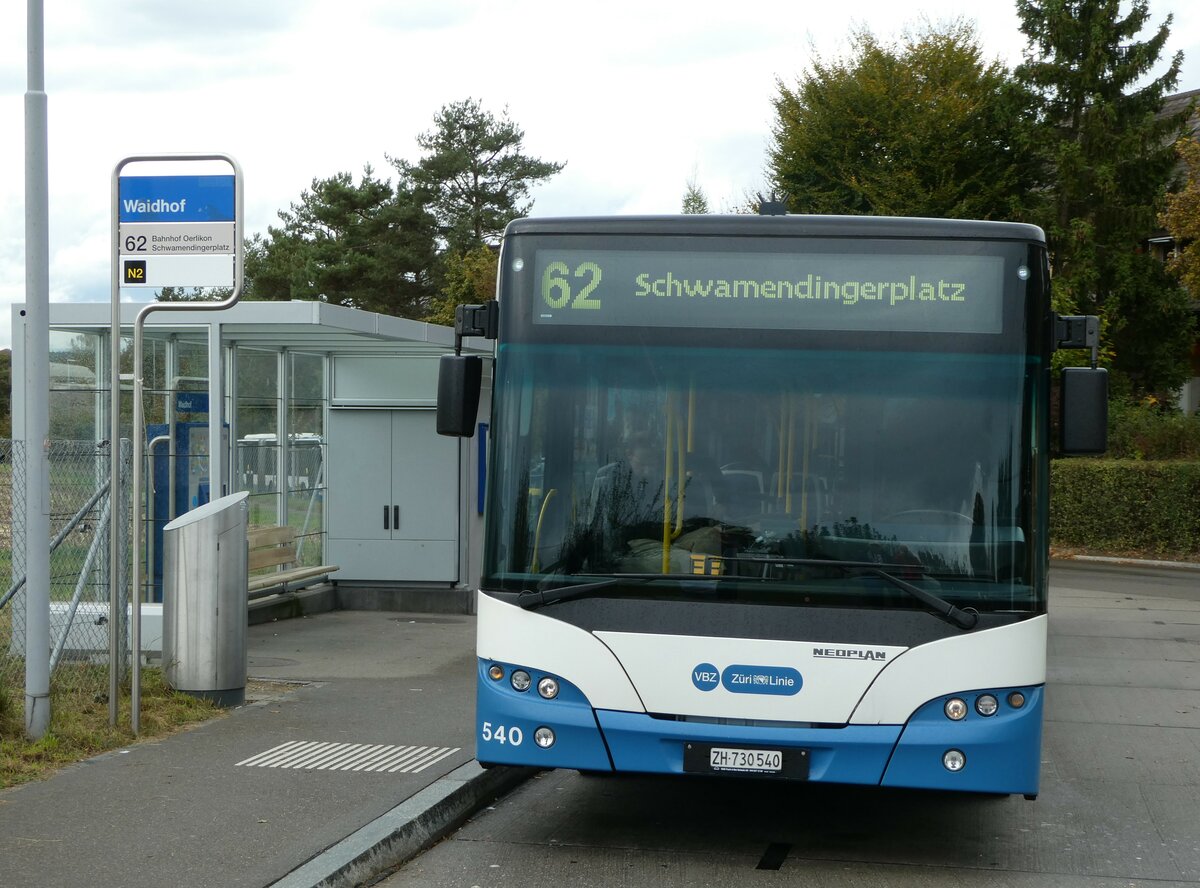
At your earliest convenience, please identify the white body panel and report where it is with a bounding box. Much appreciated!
[849,614,1047,724]
[595,631,907,723]
[476,591,643,711]
[478,593,1047,726]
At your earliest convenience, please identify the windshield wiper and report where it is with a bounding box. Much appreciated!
[516,573,726,611]
[516,563,977,630]
[860,567,978,630]
[727,556,978,630]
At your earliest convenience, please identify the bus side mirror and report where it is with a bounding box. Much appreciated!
[437,354,482,437]
[1060,367,1107,455]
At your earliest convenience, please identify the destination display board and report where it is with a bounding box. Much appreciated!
[530,249,1007,334]
[117,174,236,288]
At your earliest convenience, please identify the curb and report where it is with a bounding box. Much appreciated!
[1052,555,1200,572]
[267,761,537,888]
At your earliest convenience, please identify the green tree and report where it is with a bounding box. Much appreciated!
[425,246,498,327]
[0,349,10,438]
[1105,252,1197,396]
[1162,136,1200,296]
[682,176,710,214]
[395,99,564,252]
[157,287,226,302]
[769,21,1041,220]
[1016,0,1192,395]
[244,167,439,318]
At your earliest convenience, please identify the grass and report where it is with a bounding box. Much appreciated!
[0,663,223,789]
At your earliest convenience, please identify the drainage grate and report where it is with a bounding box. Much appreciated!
[235,741,461,773]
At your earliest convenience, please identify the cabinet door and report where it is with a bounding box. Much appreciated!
[327,409,460,582]
[327,410,392,542]
[390,411,458,541]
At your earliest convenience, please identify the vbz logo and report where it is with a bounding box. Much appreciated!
[692,662,720,691]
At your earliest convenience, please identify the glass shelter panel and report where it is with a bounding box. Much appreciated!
[235,348,280,527]
[287,352,327,567]
[48,330,101,441]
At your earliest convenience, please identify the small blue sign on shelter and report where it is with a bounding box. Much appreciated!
[175,392,210,414]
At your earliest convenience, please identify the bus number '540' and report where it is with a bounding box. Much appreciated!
[481,722,524,746]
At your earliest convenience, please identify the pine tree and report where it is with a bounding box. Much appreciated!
[395,99,564,253]
[1016,0,1193,395]
[1016,0,1185,297]
[682,176,710,214]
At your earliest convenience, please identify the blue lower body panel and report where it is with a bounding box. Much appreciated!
[476,660,612,771]
[477,660,1043,794]
[881,687,1044,795]
[597,710,901,784]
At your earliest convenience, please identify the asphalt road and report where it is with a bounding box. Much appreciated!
[377,564,1200,888]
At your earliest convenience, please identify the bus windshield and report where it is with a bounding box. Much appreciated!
[482,229,1047,616]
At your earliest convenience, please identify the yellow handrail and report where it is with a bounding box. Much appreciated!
[800,398,812,530]
[530,488,557,574]
[776,391,787,500]
[662,401,673,573]
[687,384,695,453]
[785,395,796,514]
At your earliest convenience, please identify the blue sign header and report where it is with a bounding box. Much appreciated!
[119,175,235,223]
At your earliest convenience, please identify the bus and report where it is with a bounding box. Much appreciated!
[438,214,1106,798]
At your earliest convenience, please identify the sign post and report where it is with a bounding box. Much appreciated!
[110,155,243,731]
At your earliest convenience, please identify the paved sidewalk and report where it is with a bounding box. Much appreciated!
[0,610,526,888]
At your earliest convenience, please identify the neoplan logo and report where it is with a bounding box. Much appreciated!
[124,260,146,284]
[812,647,888,661]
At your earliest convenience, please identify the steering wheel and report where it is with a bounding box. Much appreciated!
[882,510,974,526]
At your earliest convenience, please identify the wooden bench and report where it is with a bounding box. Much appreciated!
[247,525,339,596]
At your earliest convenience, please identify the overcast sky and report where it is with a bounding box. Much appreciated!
[2,0,1198,350]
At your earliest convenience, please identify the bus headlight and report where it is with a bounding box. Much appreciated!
[943,749,966,771]
[488,664,504,681]
[1008,691,1026,709]
[975,694,999,717]
[510,670,532,692]
[538,677,560,699]
[944,698,968,721]
[534,727,556,748]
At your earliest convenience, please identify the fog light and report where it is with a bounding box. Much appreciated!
[534,727,555,748]
[1008,691,1026,709]
[944,698,968,721]
[943,749,966,771]
[488,664,504,681]
[975,694,999,717]
[510,670,531,692]
[537,677,560,699]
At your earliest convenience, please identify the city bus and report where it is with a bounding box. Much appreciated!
[438,214,1106,797]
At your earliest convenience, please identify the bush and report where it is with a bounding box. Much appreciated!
[1051,460,1200,558]
[1106,398,1200,460]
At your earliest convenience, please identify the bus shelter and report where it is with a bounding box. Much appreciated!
[7,300,492,664]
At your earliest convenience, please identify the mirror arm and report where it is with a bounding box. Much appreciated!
[1053,314,1100,368]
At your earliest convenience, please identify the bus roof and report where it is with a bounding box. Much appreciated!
[504,214,1045,243]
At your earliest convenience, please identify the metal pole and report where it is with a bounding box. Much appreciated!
[209,321,225,503]
[108,212,123,728]
[126,153,244,733]
[24,0,51,740]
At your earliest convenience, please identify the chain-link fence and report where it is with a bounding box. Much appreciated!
[1,440,130,722]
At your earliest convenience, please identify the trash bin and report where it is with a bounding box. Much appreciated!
[162,491,249,706]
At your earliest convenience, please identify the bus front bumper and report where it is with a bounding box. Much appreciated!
[477,659,1043,795]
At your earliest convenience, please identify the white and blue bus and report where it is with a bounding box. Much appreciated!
[439,214,1106,797]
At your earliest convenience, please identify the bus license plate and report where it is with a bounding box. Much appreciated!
[712,747,781,772]
[684,744,809,778]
